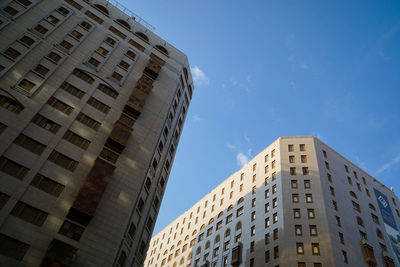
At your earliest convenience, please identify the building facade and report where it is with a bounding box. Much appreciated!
[145,136,399,267]
[0,0,194,266]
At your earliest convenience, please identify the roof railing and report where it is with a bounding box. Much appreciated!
[105,0,155,31]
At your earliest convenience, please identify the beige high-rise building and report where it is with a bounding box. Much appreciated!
[144,136,399,267]
[0,0,193,266]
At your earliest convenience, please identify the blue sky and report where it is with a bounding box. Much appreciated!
[119,0,400,235]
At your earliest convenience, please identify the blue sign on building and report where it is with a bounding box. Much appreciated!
[374,188,398,230]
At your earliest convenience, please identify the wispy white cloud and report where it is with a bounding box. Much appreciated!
[236,152,250,167]
[191,66,209,86]
[375,155,400,175]
[193,114,204,121]
[229,75,252,93]
[227,143,236,150]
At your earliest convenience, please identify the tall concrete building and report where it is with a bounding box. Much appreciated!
[145,136,399,267]
[0,0,193,266]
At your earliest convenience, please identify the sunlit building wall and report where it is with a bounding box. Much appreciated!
[0,0,193,266]
[145,136,399,267]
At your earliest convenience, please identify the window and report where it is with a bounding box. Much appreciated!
[34,64,50,76]
[48,150,78,171]
[63,130,90,149]
[330,186,335,196]
[47,51,62,63]
[109,26,126,39]
[265,250,270,263]
[265,154,269,162]
[237,207,243,217]
[304,180,311,189]
[112,71,123,81]
[300,144,305,151]
[60,81,85,98]
[0,234,30,261]
[273,228,278,240]
[65,0,82,10]
[272,185,277,194]
[105,37,116,46]
[327,173,332,182]
[290,167,296,175]
[18,79,36,91]
[274,246,279,258]
[59,220,84,241]
[271,160,275,169]
[76,113,101,130]
[0,157,29,179]
[312,243,320,255]
[289,155,295,163]
[34,24,49,34]
[291,180,298,189]
[295,225,302,236]
[97,46,109,56]
[60,40,73,50]
[294,209,301,219]
[226,214,232,224]
[14,134,46,155]
[72,69,94,84]
[88,97,110,113]
[342,250,348,263]
[306,194,313,203]
[359,230,367,240]
[265,165,269,173]
[296,243,304,254]
[251,226,255,236]
[80,20,92,30]
[265,189,270,199]
[376,229,383,239]
[339,232,345,244]
[325,161,330,170]
[288,144,294,151]
[352,201,361,212]
[88,57,100,67]
[303,167,309,175]
[265,217,270,228]
[308,209,315,219]
[97,84,118,99]
[273,198,277,208]
[273,213,278,223]
[265,203,270,213]
[292,194,299,203]
[47,97,73,115]
[301,155,307,163]
[3,5,19,16]
[85,10,104,24]
[46,15,60,25]
[371,214,380,225]
[119,60,130,70]
[19,35,35,47]
[271,149,275,157]
[336,216,342,227]
[265,233,270,245]
[57,6,70,16]
[332,200,338,211]
[310,225,317,236]
[347,176,353,185]
[11,201,48,226]
[4,47,21,59]
[251,198,256,207]
[30,174,64,198]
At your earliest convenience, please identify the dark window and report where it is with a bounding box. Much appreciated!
[47,52,62,62]
[34,24,48,34]
[47,96,74,115]
[60,40,73,50]
[59,220,84,241]
[3,47,21,59]
[31,174,64,197]
[97,84,118,98]
[19,35,35,47]
[11,201,48,226]
[3,6,18,16]
[48,150,78,171]
[87,97,110,113]
[18,79,36,91]
[14,134,46,155]
[33,64,50,76]
[60,81,85,98]
[0,234,30,261]
[76,112,101,130]
[72,69,94,84]
[63,130,90,149]
[0,156,29,179]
